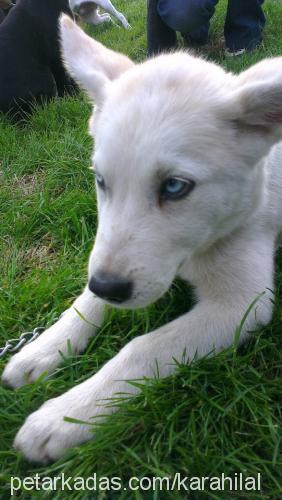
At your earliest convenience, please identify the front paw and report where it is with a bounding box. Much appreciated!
[101,13,111,23]
[2,311,88,389]
[1,326,66,389]
[2,348,57,389]
[118,14,131,29]
[14,397,93,463]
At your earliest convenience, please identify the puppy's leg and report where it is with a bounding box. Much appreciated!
[2,289,105,389]
[82,7,111,26]
[14,235,274,463]
[95,0,130,29]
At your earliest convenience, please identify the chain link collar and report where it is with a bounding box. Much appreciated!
[0,326,45,358]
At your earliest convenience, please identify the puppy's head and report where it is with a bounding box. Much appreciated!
[60,16,282,308]
[69,1,96,18]
[0,0,11,8]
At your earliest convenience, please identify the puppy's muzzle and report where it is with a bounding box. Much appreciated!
[88,272,133,303]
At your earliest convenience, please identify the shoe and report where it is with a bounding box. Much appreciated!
[225,37,262,57]
[225,47,246,57]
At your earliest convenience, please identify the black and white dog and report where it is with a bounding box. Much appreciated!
[70,0,130,29]
[0,0,76,116]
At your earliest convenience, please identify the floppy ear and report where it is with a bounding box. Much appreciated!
[59,15,134,105]
[232,57,282,131]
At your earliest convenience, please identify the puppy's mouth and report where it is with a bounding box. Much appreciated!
[100,293,150,310]
[104,296,128,305]
[104,287,170,310]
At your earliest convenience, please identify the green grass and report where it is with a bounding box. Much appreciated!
[0,0,281,498]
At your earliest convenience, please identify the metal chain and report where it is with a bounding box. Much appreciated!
[0,312,65,359]
[0,326,45,358]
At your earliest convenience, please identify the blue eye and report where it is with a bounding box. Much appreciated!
[161,177,195,200]
[95,172,106,190]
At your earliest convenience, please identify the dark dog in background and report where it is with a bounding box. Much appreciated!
[0,0,76,117]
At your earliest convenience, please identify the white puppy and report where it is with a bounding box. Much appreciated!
[2,16,282,463]
[69,0,130,29]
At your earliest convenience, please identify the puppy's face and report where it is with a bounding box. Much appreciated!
[69,1,97,17]
[0,0,11,8]
[61,17,282,308]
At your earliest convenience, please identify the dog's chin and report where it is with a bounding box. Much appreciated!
[104,298,152,310]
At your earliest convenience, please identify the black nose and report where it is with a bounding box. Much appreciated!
[88,272,133,303]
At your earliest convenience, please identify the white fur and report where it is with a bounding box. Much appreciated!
[69,0,130,29]
[2,16,282,463]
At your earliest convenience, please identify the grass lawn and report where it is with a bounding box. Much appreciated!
[0,0,281,497]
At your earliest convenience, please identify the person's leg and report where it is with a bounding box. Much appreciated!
[147,0,177,56]
[157,0,218,45]
[224,0,265,53]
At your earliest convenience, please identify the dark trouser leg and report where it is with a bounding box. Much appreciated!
[157,0,218,45]
[224,0,265,51]
[147,0,177,56]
